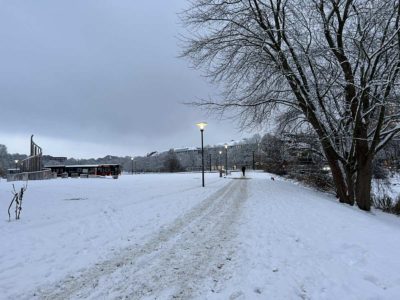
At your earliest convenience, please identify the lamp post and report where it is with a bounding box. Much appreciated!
[196,122,208,187]
[224,143,228,176]
[14,160,19,172]
[131,157,134,175]
[252,150,255,170]
[209,153,212,172]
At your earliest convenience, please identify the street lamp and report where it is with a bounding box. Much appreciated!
[131,157,134,175]
[14,160,19,172]
[196,122,208,187]
[224,143,228,176]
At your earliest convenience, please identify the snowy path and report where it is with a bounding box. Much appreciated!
[32,178,248,299]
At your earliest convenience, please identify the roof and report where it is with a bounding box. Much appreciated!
[45,164,120,168]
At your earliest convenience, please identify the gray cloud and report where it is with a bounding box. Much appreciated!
[0,0,249,158]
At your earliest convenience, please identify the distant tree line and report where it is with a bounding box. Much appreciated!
[0,145,27,177]
[0,135,265,176]
[4,132,400,180]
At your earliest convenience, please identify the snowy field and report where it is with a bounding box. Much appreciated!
[1,172,400,299]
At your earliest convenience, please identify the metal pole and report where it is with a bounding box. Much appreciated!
[134,161,137,174]
[225,147,228,176]
[201,129,205,187]
[253,151,255,170]
[131,159,134,174]
[209,153,212,172]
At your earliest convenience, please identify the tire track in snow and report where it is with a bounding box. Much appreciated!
[10,179,221,234]
[32,179,248,299]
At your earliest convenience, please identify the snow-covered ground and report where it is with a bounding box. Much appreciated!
[372,173,400,201]
[1,172,400,299]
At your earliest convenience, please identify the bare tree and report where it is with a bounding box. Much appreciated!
[0,145,8,177]
[181,0,400,211]
[163,149,184,172]
[261,133,286,167]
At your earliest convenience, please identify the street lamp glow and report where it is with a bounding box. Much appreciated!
[224,143,228,149]
[196,122,208,131]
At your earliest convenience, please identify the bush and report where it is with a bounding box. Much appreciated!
[372,194,394,213]
[393,196,400,215]
[263,162,287,176]
[264,161,334,192]
[373,162,389,180]
[289,171,333,191]
[372,194,400,215]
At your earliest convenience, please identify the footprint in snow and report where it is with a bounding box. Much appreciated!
[229,291,245,300]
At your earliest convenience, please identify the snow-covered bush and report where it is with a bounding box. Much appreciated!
[287,169,333,192]
[372,194,400,215]
[372,195,394,213]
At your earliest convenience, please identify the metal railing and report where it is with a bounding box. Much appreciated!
[7,169,55,182]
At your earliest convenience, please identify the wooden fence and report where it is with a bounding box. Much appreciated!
[21,135,43,173]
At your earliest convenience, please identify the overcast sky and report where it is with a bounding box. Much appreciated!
[0,0,256,158]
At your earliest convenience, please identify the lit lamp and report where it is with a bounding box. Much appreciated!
[14,160,19,172]
[131,157,134,175]
[224,143,228,176]
[196,122,208,187]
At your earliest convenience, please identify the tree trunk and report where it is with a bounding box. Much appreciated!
[345,165,355,206]
[327,159,349,204]
[355,157,373,211]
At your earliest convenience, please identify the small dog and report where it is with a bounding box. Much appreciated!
[271,177,275,181]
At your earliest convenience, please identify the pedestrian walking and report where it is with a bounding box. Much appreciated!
[241,166,246,177]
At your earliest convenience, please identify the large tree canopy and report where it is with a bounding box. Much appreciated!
[182,0,400,210]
